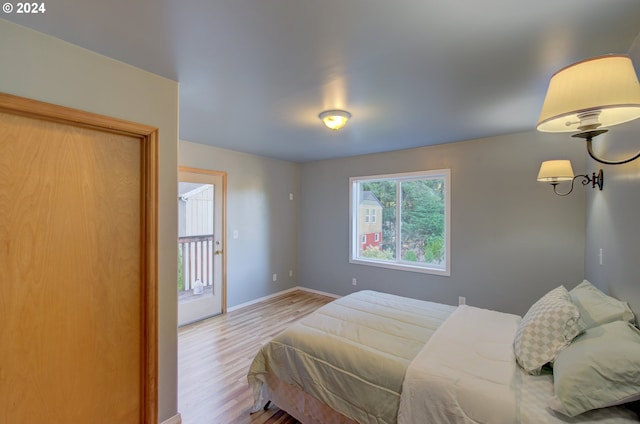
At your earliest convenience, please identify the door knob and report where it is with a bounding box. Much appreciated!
[214,249,223,255]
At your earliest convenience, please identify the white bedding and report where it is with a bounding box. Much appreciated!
[398,305,639,424]
[398,305,521,424]
[248,290,455,424]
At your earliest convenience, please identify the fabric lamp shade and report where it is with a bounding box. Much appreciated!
[537,160,575,182]
[537,55,640,133]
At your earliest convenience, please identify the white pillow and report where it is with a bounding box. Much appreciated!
[550,321,640,417]
[513,286,584,375]
[569,280,635,329]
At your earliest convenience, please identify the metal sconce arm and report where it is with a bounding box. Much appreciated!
[574,130,640,165]
[551,169,604,196]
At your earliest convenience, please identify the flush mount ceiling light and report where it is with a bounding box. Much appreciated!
[537,54,640,165]
[319,110,351,131]
[537,160,603,196]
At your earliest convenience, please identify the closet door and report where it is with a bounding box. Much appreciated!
[0,94,157,424]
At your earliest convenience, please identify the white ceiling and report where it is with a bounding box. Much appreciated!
[5,1,640,162]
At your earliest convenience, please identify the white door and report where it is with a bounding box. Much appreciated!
[178,168,225,326]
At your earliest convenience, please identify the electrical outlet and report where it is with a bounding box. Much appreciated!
[272,273,277,282]
[352,278,357,286]
[289,269,293,277]
[458,296,466,306]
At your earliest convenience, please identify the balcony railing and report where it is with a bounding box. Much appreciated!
[178,234,214,295]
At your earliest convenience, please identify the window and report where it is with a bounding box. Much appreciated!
[350,169,450,276]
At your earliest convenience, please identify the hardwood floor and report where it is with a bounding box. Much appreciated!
[178,290,335,424]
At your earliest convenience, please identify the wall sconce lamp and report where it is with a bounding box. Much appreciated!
[537,160,603,196]
[537,54,640,165]
[319,109,351,131]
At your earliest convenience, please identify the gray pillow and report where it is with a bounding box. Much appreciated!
[550,321,640,417]
[514,286,584,375]
[569,280,635,329]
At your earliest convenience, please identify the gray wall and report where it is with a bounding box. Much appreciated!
[0,20,180,422]
[299,131,586,316]
[585,44,640,318]
[179,141,300,308]
[585,118,640,316]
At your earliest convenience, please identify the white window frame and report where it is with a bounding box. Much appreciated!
[349,169,451,276]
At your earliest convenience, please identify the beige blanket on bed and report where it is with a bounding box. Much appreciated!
[247,290,455,424]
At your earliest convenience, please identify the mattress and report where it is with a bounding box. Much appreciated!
[247,290,455,424]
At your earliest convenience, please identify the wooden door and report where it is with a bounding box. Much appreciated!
[0,94,157,423]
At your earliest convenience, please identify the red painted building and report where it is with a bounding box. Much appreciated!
[359,191,383,253]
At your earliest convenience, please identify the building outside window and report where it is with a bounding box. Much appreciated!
[350,169,450,276]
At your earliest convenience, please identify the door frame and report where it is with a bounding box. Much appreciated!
[0,92,159,423]
[178,166,227,315]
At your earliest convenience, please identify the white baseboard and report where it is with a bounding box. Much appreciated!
[227,286,340,312]
[297,286,341,299]
[161,413,181,424]
[227,287,299,312]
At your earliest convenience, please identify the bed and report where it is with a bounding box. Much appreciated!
[247,287,640,423]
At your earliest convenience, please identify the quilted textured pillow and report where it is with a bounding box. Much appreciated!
[514,286,584,375]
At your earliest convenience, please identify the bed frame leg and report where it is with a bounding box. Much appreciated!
[263,400,271,410]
